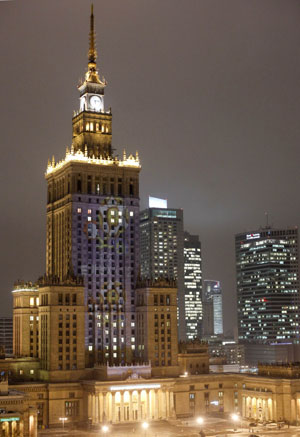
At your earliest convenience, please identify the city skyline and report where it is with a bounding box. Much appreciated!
[1,0,300,335]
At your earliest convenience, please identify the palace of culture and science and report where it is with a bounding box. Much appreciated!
[1,6,300,437]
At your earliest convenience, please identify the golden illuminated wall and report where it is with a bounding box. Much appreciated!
[13,288,39,358]
[45,158,140,281]
[136,284,179,377]
[38,284,85,380]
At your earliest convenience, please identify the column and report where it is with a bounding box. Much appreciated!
[99,393,103,423]
[137,391,142,421]
[146,391,151,419]
[91,394,95,424]
[120,392,124,422]
[112,392,116,423]
[154,390,159,420]
[161,390,167,419]
[103,392,107,422]
[170,391,175,418]
[95,394,99,423]
[88,393,92,419]
[166,390,170,418]
[129,391,133,421]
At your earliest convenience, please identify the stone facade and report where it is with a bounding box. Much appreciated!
[136,280,179,377]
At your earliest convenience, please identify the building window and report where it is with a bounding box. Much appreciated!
[65,401,79,417]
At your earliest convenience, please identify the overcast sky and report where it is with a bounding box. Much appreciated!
[1,0,300,334]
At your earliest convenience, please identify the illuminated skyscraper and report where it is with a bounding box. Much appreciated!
[139,197,185,340]
[183,232,202,340]
[235,227,299,345]
[45,7,141,366]
[203,280,223,336]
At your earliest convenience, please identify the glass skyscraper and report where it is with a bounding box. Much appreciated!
[140,198,185,340]
[203,280,223,336]
[183,232,202,340]
[235,227,299,344]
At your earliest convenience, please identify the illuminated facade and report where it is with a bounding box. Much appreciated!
[0,317,13,355]
[203,280,223,336]
[136,279,179,376]
[235,227,299,344]
[139,201,185,340]
[45,7,140,366]
[183,232,202,340]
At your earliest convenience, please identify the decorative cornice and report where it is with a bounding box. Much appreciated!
[46,147,140,175]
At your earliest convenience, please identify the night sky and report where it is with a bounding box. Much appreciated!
[1,0,300,334]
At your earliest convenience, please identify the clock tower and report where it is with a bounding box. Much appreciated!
[72,4,112,158]
[45,5,141,367]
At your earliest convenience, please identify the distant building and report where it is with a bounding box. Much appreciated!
[184,232,202,340]
[235,226,300,365]
[140,198,185,340]
[208,339,245,366]
[236,227,299,344]
[0,318,13,355]
[203,280,223,336]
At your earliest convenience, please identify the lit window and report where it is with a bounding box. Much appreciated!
[130,211,134,217]
[30,298,34,306]
[88,345,93,351]
[36,298,39,306]
[30,369,34,375]
[88,209,92,214]
[30,316,34,321]
[77,208,82,214]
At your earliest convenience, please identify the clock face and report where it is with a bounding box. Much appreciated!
[90,95,102,111]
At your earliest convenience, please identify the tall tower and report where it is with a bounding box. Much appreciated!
[202,280,223,337]
[139,197,185,340]
[235,227,299,344]
[45,6,141,366]
[183,232,203,340]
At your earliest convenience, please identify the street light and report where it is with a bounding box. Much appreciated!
[59,417,68,430]
[142,422,149,436]
[231,413,239,432]
[197,417,204,425]
[101,425,109,434]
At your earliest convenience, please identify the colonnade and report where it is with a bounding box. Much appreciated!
[242,396,273,421]
[87,388,175,424]
[0,420,22,437]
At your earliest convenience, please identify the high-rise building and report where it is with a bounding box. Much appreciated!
[0,318,13,355]
[203,280,223,336]
[235,227,299,346]
[140,197,185,340]
[45,6,141,366]
[183,232,202,340]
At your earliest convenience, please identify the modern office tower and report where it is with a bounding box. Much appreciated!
[45,7,141,366]
[235,227,300,348]
[202,280,223,336]
[0,318,13,355]
[140,197,185,340]
[183,232,202,340]
[136,279,179,377]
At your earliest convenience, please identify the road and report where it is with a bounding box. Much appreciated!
[38,417,300,436]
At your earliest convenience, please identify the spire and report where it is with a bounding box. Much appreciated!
[81,3,105,86]
[88,4,97,65]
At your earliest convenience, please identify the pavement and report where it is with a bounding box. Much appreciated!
[38,417,300,436]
